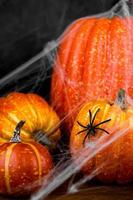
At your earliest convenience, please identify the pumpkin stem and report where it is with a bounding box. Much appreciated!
[115,89,127,110]
[10,120,25,143]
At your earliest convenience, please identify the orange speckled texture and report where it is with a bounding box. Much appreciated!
[0,92,60,145]
[70,99,133,183]
[51,16,133,133]
[0,142,53,195]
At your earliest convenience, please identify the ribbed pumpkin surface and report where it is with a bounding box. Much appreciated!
[51,17,133,132]
[0,92,60,145]
[0,141,53,195]
[70,99,133,183]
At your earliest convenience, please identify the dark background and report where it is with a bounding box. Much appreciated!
[0,0,119,95]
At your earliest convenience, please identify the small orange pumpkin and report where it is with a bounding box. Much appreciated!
[0,121,53,196]
[70,89,133,183]
[0,92,60,147]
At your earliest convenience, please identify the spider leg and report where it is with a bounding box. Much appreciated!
[83,129,91,146]
[76,128,88,135]
[88,130,91,142]
[94,118,111,128]
[89,110,92,125]
[77,121,87,128]
[91,108,100,125]
[95,127,110,134]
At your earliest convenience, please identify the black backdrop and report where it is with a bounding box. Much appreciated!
[0,0,118,95]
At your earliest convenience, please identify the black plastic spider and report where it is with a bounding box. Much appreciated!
[77,108,111,146]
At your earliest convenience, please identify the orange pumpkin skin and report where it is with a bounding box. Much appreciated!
[51,16,133,132]
[70,99,133,183]
[0,141,53,195]
[0,92,60,146]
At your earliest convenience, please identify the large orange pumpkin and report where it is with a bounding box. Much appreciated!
[70,90,133,183]
[0,92,60,147]
[0,121,53,196]
[51,16,133,132]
